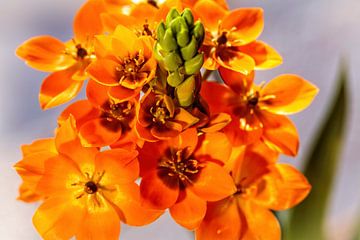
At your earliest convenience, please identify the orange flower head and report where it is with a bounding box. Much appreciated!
[201,68,319,156]
[139,128,236,229]
[87,25,157,101]
[196,143,311,240]
[59,80,139,148]
[26,117,162,239]
[136,91,199,141]
[15,0,105,109]
[193,0,282,74]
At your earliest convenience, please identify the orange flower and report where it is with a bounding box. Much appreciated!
[201,68,319,156]
[193,0,282,74]
[58,80,140,148]
[87,25,157,102]
[181,0,228,9]
[196,143,311,240]
[139,128,236,229]
[136,91,199,141]
[29,117,161,239]
[13,139,57,202]
[16,0,105,109]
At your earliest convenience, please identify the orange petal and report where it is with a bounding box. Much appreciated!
[135,121,159,142]
[255,164,311,210]
[87,59,119,86]
[138,141,167,177]
[39,68,83,110]
[190,162,236,201]
[21,138,57,156]
[17,182,43,203]
[112,25,139,55]
[101,12,139,33]
[33,196,86,239]
[200,81,233,114]
[86,79,111,108]
[140,169,180,209]
[193,0,228,33]
[108,85,140,102]
[59,100,101,127]
[174,108,199,129]
[195,132,232,164]
[95,148,139,184]
[238,41,282,70]
[259,112,299,156]
[217,49,255,75]
[240,200,281,240]
[219,67,255,94]
[201,113,232,133]
[79,118,122,147]
[16,36,74,72]
[196,198,244,240]
[170,189,207,230]
[106,183,164,226]
[74,0,105,43]
[202,45,219,70]
[221,8,264,46]
[76,197,120,240]
[260,74,319,114]
[151,123,182,140]
[169,128,198,154]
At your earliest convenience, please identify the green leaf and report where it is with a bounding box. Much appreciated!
[285,64,348,240]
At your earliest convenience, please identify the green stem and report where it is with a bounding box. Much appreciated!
[202,69,214,81]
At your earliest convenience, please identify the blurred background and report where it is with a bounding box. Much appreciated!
[0,0,359,239]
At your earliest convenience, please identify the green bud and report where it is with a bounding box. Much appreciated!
[157,22,166,41]
[176,29,190,47]
[167,69,184,87]
[181,8,194,26]
[170,17,188,34]
[164,51,183,71]
[161,28,178,52]
[176,75,196,107]
[192,21,205,45]
[180,36,197,61]
[184,53,204,75]
[166,8,180,27]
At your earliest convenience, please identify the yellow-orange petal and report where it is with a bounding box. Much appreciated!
[170,189,207,230]
[201,113,232,133]
[16,36,75,72]
[219,67,255,94]
[79,118,122,147]
[21,138,57,156]
[112,25,139,55]
[59,100,101,127]
[140,169,180,209]
[260,74,319,115]
[39,68,83,110]
[195,132,231,164]
[202,45,219,70]
[196,198,243,240]
[33,196,86,240]
[169,128,198,154]
[108,85,140,102]
[174,108,199,129]
[101,12,139,33]
[217,49,255,75]
[238,41,282,70]
[221,8,264,46]
[76,197,120,240]
[106,183,164,226]
[240,200,281,240]
[74,0,105,43]
[95,148,139,184]
[259,112,299,157]
[190,162,236,201]
[255,164,311,210]
[193,0,228,33]
[87,59,119,86]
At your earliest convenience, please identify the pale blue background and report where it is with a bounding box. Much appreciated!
[0,0,359,239]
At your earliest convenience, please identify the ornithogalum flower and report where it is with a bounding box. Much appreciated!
[201,68,319,156]
[87,25,157,102]
[58,80,139,148]
[193,0,282,74]
[196,143,311,240]
[138,128,236,229]
[24,117,161,239]
[136,91,199,141]
[16,0,105,109]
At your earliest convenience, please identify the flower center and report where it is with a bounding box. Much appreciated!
[147,0,158,8]
[116,54,146,84]
[217,32,228,46]
[150,100,171,124]
[76,44,88,59]
[247,92,259,108]
[158,148,202,184]
[84,181,98,194]
[109,101,134,121]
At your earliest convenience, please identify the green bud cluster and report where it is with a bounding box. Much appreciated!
[155,8,205,107]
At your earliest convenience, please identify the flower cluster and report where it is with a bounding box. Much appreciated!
[14,0,318,239]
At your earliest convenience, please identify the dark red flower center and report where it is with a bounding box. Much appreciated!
[85,181,98,194]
